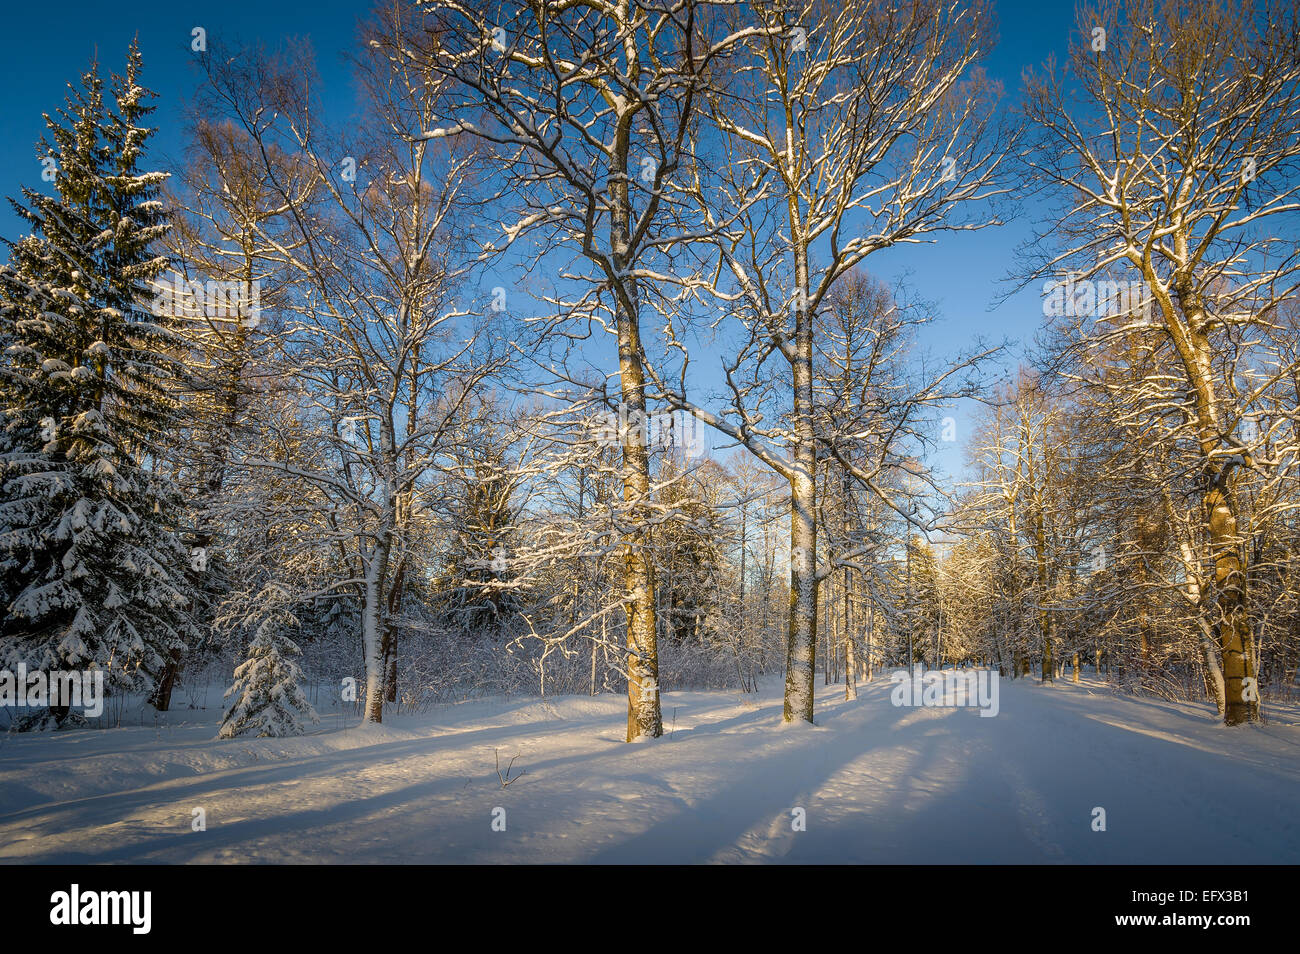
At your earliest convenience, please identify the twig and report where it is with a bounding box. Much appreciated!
[495,748,525,787]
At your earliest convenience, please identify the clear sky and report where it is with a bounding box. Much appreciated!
[0,0,1083,482]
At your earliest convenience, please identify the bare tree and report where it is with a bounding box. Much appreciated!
[1021,0,1300,723]
[412,0,744,739]
[194,16,493,724]
[657,0,1011,721]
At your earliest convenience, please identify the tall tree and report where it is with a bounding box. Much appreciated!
[659,0,1010,722]
[0,44,197,722]
[415,0,736,739]
[1021,0,1300,723]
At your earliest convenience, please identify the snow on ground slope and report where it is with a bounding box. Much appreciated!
[0,674,1297,863]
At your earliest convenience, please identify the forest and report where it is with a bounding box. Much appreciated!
[1,0,1298,755]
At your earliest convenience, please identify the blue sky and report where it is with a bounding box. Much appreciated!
[0,0,1082,482]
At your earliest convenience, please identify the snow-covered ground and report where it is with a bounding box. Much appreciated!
[1,674,1297,864]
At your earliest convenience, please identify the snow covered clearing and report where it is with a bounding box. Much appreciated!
[1,674,1296,864]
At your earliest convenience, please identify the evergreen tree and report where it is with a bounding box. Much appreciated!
[219,606,318,738]
[0,43,197,720]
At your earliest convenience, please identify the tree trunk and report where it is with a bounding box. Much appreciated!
[1162,290,1259,725]
[382,563,405,705]
[614,283,661,741]
[1206,481,1258,724]
[150,649,182,711]
[844,567,857,700]
[865,601,874,682]
[361,495,395,724]
[619,383,662,740]
[383,634,398,705]
[1202,628,1226,712]
[361,554,389,725]
[786,451,818,723]
[1032,479,1052,683]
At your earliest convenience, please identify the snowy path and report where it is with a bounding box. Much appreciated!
[1,675,1297,863]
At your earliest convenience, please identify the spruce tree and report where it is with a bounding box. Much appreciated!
[219,609,318,739]
[0,43,197,721]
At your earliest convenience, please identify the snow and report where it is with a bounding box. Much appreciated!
[1,673,1297,863]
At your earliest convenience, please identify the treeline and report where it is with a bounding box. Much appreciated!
[924,364,1300,717]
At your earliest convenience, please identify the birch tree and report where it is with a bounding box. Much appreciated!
[194,17,493,724]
